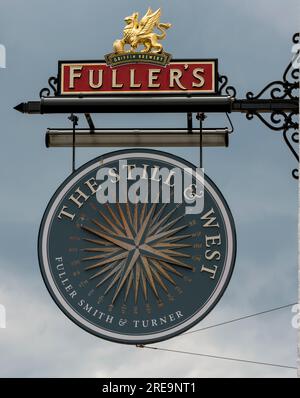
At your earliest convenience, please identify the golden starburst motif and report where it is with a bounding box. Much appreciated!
[80,202,193,305]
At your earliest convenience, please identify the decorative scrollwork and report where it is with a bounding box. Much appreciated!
[285,32,300,84]
[283,129,299,179]
[245,33,299,179]
[245,110,299,132]
[39,76,58,98]
[218,74,237,97]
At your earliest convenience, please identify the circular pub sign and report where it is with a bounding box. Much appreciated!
[38,149,236,344]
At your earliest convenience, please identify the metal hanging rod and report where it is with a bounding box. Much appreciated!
[15,96,232,114]
[14,96,297,115]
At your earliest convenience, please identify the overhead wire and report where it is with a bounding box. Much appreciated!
[138,346,297,370]
[181,302,297,336]
[136,302,298,371]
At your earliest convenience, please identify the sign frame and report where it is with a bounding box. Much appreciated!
[57,58,219,97]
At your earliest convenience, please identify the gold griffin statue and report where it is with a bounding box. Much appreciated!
[113,8,171,54]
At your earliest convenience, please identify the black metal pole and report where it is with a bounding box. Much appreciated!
[68,114,78,173]
[200,118,203,168]
[187,112,193,133]
[14,96,233,114]
[196,112,206,168]
[14,97,298,115]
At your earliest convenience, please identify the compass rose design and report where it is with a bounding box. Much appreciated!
[39,150,236,344]
[81,201,194,305]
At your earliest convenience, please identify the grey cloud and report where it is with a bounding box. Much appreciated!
[0,0,298,378]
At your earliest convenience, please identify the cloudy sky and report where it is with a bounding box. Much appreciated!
[0,0,299,378]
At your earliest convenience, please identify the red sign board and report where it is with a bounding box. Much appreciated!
[58,60,218,96]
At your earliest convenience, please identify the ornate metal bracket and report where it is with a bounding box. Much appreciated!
[39,76,58,98]
[245,33,299,179]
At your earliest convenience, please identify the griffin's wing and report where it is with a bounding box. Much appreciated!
[139,7,153,26]
[138,8,161,36]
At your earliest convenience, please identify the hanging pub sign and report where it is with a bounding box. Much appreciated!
[32,8,237,345]
[14,7,300,346]
[57,8,218,96]
[39,149,236,344]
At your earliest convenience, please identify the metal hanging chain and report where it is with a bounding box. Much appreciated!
[196,112,206,168]
[68,113,79,173]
